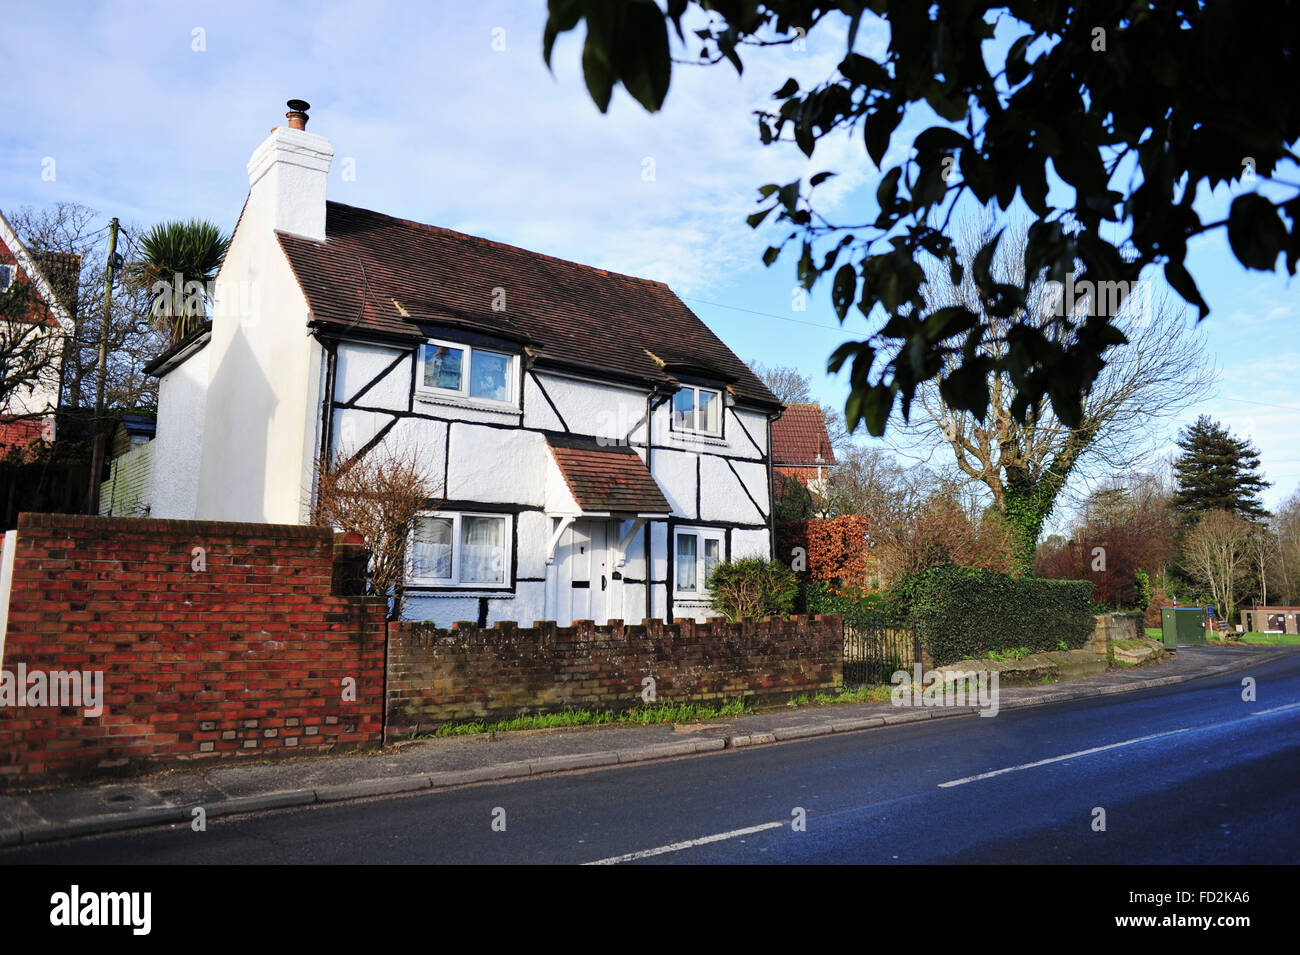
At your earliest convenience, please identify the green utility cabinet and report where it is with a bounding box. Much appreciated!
[1161,607,1206,648]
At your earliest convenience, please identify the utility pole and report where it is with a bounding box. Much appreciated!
[86,217,119,515]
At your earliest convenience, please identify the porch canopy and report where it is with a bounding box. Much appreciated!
[543,432,671,561]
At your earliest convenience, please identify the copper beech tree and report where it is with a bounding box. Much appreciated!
[311,443,438,619]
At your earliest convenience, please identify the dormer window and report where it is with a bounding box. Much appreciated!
[671,385,721,436]
[416,338,516,406]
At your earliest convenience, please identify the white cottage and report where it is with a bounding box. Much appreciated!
[147,101,782,625]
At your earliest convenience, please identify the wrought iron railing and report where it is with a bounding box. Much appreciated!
[843,617,920,686]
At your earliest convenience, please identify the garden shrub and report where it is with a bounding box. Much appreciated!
[802,580,903,629]
[909,566,1094,665]
[707,558,799,621]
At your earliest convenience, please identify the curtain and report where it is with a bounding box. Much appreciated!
[461,516,505,583]
[676,533,696,591]
[413,517,453,579]
[704,538,720,583]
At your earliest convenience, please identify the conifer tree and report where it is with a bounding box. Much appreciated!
[1171,416,1270,525]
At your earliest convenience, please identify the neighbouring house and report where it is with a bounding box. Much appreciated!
[146,100,782,625]
[772,403,836,513]
[0,209,76,457]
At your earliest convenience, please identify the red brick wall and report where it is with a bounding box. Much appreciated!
[385,615,843,740]
[0,513,386,788]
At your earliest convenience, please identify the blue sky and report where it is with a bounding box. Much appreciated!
[3,1,1296,527]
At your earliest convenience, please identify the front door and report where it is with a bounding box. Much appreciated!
[554,520,616,625]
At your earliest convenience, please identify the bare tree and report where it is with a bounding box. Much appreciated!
[310,441,439,619]
[1269,488,1300,604]
[10,203,167,412]
[1245,526,1278,609]
[822,445,924,519]
[0,280,62,422]
[897,213,1215,573]
[1183,510,1252,627]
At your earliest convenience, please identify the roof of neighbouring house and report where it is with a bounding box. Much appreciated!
[772,403,836,466]
[546,432,671,515]
[275,202,780,409]
[0,209,78,333]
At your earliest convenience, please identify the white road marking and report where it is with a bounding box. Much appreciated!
[583,821,786,865]
[939,700,1300,788]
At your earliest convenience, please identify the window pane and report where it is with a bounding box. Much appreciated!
[412,517,453,579]
[461,516,506,584]
[423,344,464,391]
[469,350,511,402]
[704,538,721,584]
[672,388,695,431]
[676,533,697,591]
[698,389,719,434]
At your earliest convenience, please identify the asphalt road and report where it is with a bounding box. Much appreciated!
[6,651,1298,864]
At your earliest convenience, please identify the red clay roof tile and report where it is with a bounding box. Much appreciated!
[771,404,836,466]
[546,433,670,514]
[277,202,780,407]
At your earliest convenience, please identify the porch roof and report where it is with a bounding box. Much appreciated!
[545,433,671,516]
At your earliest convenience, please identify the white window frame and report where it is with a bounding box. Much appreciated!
[415,338,518,408]
[670,385,723,436]
[408,510,513,589]
[0,264,14,292]
[673,526,725,598]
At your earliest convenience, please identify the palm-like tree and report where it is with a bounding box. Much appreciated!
[134,219,230,346]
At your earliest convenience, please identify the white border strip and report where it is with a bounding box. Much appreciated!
[0,529,15,667]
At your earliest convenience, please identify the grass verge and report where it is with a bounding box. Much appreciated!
[786,684,895,708]
[1239,632,1300,646]
[427,698,752,737]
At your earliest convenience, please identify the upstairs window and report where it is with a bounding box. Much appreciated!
[0,265,14,292]
[417,339,515,405]
[671,385,721,436]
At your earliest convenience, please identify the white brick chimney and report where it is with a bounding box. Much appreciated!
[245,99,333,242]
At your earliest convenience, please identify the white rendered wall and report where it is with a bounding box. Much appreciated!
[194,128,331,524]
[150,346,209,519]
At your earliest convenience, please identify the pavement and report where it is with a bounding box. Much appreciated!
[1,642,1292,849]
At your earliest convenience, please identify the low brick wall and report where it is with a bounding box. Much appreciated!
[385,615,843,739]
[0,513,386,788]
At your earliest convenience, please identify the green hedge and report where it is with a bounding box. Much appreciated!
[908,567,1094,665]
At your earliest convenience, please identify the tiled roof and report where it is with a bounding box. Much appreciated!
[771,404,836,466]
[276,202,780,407]
[31,252,81,318]
[546,433,671,515]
